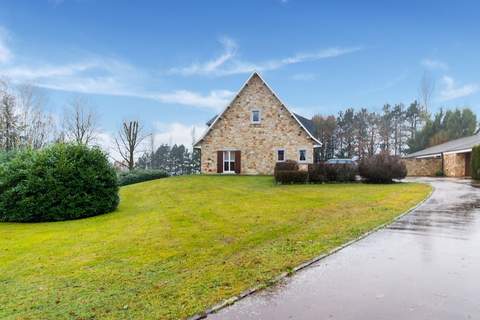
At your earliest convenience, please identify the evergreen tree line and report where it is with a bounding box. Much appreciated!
[312,101,478,161]
[136,144,200,175]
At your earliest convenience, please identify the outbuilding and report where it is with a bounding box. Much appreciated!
[403,132,480,177]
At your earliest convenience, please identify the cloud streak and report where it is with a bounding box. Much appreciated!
[0,31,233,111]
[0,28,12,64]
[439,76,479,101]
[421,58,448,70]
[170,37,362,76]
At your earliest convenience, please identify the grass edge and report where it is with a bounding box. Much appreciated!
[188,182,435,320]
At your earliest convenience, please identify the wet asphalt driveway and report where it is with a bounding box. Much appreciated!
[209,178,480,320]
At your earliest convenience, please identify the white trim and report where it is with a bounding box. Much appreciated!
[414,154,442,159]
[194,71,322,146]
[298,148,307,163]
[251,109,261,124]
[222,150,236,174]
[444,148,472,155]
[276,148,286,162]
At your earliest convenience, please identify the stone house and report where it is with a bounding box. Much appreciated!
[403,133,480,177]
[194,72,321,175]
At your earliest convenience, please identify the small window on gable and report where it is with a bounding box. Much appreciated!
[251,110,261,124]
[299,149,307,162]
[277,149,285,162]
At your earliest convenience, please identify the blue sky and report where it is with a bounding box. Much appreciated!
[0,0,479,148]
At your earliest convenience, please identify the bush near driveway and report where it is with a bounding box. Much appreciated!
[0,143,119,222]
[274,170,308,184]
[471,145,480,180]
[359,152,407,183]
[275,161,357,184]
[118,169,169,186]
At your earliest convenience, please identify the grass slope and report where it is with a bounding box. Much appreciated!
[0,176,431,319]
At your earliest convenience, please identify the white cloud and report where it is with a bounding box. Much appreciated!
[170,37,362,76]
[0,55,233,110]
[170,37,238,76]
[0,28,12,64]
[439,75,479,101]
[291,73,316,81]
[147,90,234,111]
[153,122,206,148]
[421,58,448,70]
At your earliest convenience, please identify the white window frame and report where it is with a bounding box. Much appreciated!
[251,109,261,124]
[298,149,307,163]
[223,150,236,174]
[276,148,286,162]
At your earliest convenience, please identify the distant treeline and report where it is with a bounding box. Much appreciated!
[311,101,477,161]
[136,144,200,175]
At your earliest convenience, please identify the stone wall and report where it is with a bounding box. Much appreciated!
[197,74,316,175]
[444,153,466,177]
[404,158,442,176]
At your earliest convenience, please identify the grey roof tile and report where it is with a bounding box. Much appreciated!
[406,133,480,158]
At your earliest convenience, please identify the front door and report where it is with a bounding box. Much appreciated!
[223,151,236,173]
[465,152,471,177]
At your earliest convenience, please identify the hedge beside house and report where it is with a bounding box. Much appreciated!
[275,161,357,184]
[471,145,480,180]
[118,169,169,186]
[359,153,407,183]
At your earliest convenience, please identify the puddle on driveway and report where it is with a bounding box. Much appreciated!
[209,178,480,320]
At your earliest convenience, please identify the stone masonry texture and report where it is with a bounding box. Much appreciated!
[404,158,442,177]
[197,74,316,175]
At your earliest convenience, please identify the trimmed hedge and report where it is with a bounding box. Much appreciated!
[118,169,169,186]
[0,144,119,222]
[274,160,299,173]
[308,163,327,183]
[471,145,480,180]
[359,153,407,183]
[308,163,357,183]
[274,170,308,184]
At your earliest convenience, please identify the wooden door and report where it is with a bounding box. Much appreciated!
[465,152,471,177]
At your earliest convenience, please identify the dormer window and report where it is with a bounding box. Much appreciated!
[251,110,261,124]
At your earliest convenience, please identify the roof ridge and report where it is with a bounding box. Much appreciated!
[194,72,321,146]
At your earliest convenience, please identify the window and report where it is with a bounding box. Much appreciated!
[223,151,235,173]
[299,149,307,162]
[251,110,261,123]
[277,149,285,162]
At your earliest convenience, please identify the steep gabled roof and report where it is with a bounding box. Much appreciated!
[405,132,480,158]
[195,72,321,146]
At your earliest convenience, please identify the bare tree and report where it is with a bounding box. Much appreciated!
[419,72,435,115]
[115,120,146,171]
[63,96,99,145]
[16,84,53,149]
[0,79,21,151]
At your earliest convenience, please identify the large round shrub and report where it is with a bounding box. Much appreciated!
[359,153,407,183]
[0,143,119,222]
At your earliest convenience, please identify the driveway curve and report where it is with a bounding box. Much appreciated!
[209,178,480,320]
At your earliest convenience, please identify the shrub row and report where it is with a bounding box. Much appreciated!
[0,143,119,222]
[274,153,407,184]
[118,169,169,186]
[308,163,357,183]
[358,153,407,183]
[274,170,309,184]
[275,161,357,184]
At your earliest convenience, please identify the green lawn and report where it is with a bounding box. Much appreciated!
[0,176,431,319]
